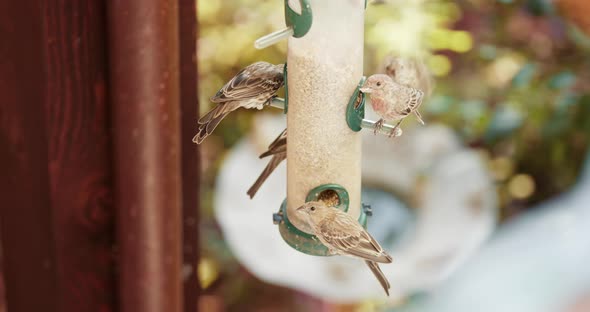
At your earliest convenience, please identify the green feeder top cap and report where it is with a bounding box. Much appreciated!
[285,0,312,38]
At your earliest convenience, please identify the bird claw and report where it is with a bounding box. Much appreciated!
[388,127,402,138]
[388,120,403,138]
[373,119,384,135]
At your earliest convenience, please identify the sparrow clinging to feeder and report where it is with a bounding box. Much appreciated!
[360,74,425,137]
[296,201,392,296]
[247,128,287,198]
[193,61,284,144]
[381,55,434,127]
[382,56,433,97]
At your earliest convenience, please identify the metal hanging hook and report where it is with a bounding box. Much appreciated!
[254,0,313,49]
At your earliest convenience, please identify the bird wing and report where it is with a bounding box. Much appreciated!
[211,62,284,103]
[260,129,287,158]
[319,214,392,263]
[386,82,424,118]
[407,87,424,111]
[409,57,435,97]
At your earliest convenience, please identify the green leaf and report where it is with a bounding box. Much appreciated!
[548,71,576,90]
[484,105,524,142]
[512,63,537,88]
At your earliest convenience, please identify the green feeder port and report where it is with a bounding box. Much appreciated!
[305,184,350,211]
[285,0,313,38]
[268,63,288,113]
[283,63,288,114]
[346,76,367,132]
[273,184,369,256]
[346,76,404,137]
[254,0,313,49]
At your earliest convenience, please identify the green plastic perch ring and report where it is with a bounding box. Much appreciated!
[285,0,313,38]
[346,76,367,132]
[275,184,368,256]
[305,184,350,212]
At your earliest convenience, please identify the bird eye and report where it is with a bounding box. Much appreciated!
[405,108,411,113]
[376,82,382,87]
[310,206,316,211]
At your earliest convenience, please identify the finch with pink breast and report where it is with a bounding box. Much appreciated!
[360,74,425,137]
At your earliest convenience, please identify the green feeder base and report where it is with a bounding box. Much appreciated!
[273,184,369,256]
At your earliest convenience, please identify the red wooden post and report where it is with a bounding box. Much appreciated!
[44,1,117,310]
[108,0,183,311]
[1,0,117,311]
[0,2,61,310]
[179,0,202,311]
[1,0,199,311]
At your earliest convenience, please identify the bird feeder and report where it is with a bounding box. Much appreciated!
[252,0,409,256]
[264,0,367,256]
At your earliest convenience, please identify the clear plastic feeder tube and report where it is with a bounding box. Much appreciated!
[286,0,365,234]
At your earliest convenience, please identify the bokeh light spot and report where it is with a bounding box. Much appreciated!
[508,174,536,199]
[428,54,452,76]
[450,31,473,52]
[198,258,219,289]
[490,157,514,181]
[197,0,221,22]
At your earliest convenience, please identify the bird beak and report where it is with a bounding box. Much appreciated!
[359,87,372,94]
[296,206,305,211]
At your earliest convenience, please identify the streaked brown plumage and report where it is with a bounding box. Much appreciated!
[382,55,433,97]
[296,201,392,296]
[193,61,284,144]
[247,129,287,198]
[381,55,434,128]
[360,74,425,137]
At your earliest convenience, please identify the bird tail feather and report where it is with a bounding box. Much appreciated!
[347,248,393,264]
[192,110,229,144]
[247,155,284,198]
[414,110,425,125]
[197,105,221,125]
[260,149,278,158]
[365,260,391,296]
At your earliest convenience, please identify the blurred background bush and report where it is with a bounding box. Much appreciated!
[197,0,590,310]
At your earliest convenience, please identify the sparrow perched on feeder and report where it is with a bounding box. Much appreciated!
[247,129,287,198]
[360,74,425,137]
[296,201,392,296]
[193,61,284,144]
[382,55,434,97]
